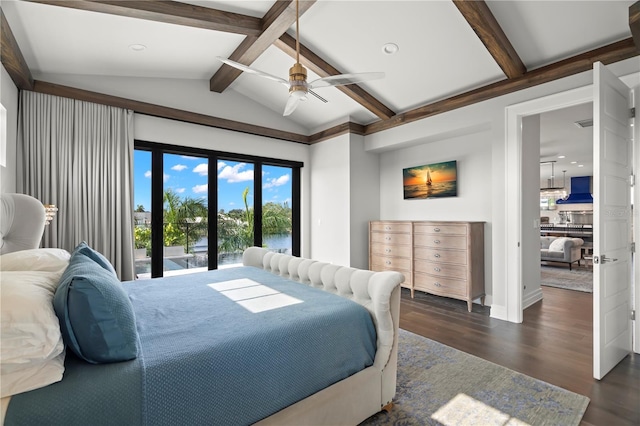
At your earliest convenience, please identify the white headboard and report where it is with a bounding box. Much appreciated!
[0,193,46,255]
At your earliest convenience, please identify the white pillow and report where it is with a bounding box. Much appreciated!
[548,238,568,252]
[0,271,64,365]
[0,248,70,272]
[0,351,64,398]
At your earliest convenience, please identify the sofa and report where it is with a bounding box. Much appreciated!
[540,236,584,270]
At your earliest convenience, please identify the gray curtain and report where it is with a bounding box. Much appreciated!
[17,91,135,281]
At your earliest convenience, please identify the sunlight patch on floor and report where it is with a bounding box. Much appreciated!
[431,393,530,426]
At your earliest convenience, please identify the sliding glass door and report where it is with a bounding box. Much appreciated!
[134,142,301,279]
[217,160,254,267]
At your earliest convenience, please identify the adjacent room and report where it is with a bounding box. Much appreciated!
[1,1,639,425]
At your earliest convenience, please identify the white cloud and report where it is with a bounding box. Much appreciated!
[172,164,187,172]
[181,155,199,160]
[218,163,253,183]
[144,170,151,178]
[175,188,186,194]
[217,161,226,171]
[163,173,170,182]
[263,174,290,189]
[193,184,208,194]
[193,163,208,176]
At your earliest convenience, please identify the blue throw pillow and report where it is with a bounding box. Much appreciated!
[72,241,117,277]
[54,251,138,364]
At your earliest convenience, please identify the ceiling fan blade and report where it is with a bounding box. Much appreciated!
[216,57,288,86]
[308,89,328,103]
[309,72,385,89]
[283,93,302,116]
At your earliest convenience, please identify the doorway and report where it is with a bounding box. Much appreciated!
[537,103,594,295]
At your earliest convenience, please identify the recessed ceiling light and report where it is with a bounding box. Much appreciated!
[578,164,584,167]
[558,155,565,159]
[571,161,577,164]
[382,43,399,55]
[129,44,147,51]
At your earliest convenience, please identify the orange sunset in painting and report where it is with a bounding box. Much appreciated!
[403,160,457,199]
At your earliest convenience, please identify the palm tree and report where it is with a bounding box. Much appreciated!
[163,189,208,251]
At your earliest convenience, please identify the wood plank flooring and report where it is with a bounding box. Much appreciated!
[399,286,640,425]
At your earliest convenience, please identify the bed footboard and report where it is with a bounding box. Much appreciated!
[243,247,403,417]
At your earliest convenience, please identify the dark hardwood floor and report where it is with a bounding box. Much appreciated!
[399,286,640,426]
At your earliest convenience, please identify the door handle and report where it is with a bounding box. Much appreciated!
[593,255,618,264]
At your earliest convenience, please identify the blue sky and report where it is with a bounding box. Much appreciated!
[133,150,292,212]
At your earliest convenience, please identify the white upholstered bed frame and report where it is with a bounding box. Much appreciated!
[244,247,403,426]
[0,193,403,425]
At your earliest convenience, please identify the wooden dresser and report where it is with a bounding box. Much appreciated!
[368,221,413,294]
[369,220,485,312]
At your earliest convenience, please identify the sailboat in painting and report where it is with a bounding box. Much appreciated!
[403,160,458,199]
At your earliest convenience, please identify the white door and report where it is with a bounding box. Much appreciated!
[592,62,633,380]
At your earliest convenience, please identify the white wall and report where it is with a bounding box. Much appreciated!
[378,128,493,303]
[309,135,350,264]
[1,66,19,194]
[521,115,542,308]
[349,134,380,269]
[365,56,639,321]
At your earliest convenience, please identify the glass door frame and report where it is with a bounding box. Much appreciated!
[135,140,302,278]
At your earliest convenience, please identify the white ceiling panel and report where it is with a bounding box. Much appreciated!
[488,0,634,69]
[296,0,506,113]
[2,0,244,80]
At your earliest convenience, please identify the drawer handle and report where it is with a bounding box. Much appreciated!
[434,282,441,287]
[434,253,441,258]
[385,237,391,241]
[385,226,390,230]
[385,248,391,253]
[385,260,391,265]
[433,227,440,232]
[434,240,440,244]
[434,267,441,272]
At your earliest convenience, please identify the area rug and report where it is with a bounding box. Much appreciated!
[360,329,589,426]
[541,265,593,293]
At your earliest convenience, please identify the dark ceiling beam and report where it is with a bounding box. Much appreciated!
[308,122,365,144]
[210,0,316,92]
[452,0,526,78]
[364,38,638,135]
[0,8,34,90]
[274,33,395,120]
[32,81,310,144]
[631,1,640,51]
[24,0,262,36]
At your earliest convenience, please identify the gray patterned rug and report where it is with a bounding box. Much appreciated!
[541,265,593,293]
[360,329,589,426]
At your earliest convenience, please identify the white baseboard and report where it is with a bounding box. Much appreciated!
[523,288,544,309]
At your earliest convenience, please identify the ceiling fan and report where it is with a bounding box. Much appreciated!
[217,0,384,116]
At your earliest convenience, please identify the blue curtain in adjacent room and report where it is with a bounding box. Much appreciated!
[17,91,135,281]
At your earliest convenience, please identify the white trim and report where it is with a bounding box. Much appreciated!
[523,288,543,310]
[634,85,640,354]
[504,85,592,323]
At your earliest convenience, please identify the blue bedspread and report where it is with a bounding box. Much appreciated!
[6,266,377,425]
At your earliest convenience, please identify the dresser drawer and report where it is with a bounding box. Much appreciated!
[413,247,467,265]
[413,234,466,250]
[370,255,411,271]
[371,232,412,245]
[414,273,467,298]
[371,243,412,258]
[371,222,412,234]
[414,223,467,235]
[414,261,467,280]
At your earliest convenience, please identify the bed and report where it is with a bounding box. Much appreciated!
[0,195,403,425]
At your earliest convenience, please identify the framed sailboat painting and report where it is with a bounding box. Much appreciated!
[403,160,457,199]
